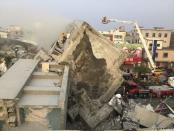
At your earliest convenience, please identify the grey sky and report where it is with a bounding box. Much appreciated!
[0,0,173,49]
[0,0,174,30]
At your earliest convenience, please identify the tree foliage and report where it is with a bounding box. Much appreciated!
[133,64,151,74]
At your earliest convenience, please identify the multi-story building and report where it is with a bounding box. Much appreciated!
[130,27,174,68]
[0,25,23,39]
[0,31,8,38]
[99,27,127,44]
[100,26,174,68]
[140,27,172,49]
[6,25,23,39]
[0,27,8,38]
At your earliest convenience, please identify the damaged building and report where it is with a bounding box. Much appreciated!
[1,21,174,130]
[0,21,126,130]
[0,59,70,130]
[55,21,127,130]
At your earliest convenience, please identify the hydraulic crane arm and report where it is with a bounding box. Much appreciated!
[134,22,156,70]
[101,16,156,70]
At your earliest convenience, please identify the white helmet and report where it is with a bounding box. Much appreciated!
[115,94,121,99]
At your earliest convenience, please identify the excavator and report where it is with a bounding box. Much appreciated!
[101,16,165,75]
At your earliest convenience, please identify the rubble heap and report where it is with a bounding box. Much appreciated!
[0,38,38,67]
[58,21,126,129]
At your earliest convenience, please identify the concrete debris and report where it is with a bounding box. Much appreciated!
[122,120,139,130]
[145,104,154,112]
[155,101,174,117]
[0,38,38,68]
[78,89,113,128]
[125,104,174,129]
[94,113,122,131]
[59,21,125,102]
[0,58,7,76]
[60,21,126,129]
[25,107,52,127]
[34,49,51,61]
[68,104,79,121]
[168,113,174,118]
[79,103,113,128]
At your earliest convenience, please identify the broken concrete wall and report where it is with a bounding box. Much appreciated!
[59,22,125,103]
[58,21,126,129]
[126,105,174,129]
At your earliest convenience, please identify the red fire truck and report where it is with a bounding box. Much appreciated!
[125,81,174,98]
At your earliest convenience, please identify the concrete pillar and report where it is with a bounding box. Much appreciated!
[16,107,21,126]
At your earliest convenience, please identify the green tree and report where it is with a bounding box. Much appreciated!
[133,64,151,78]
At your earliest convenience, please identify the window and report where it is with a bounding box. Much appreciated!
[149,43,152,49]
[152,33,156,37]
[163,53,168,58]
[103,34,113,41]
[158,33,161,37]
[114,35,122,39]
[157,44,160,47]
[155,53,158,58]
[145,33,149,37]
[164,33,168,37]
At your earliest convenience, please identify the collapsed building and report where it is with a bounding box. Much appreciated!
[0,38,38,68]
[1,21,174,130]
[0,59,70,130]
[56,22,126,130]
[0,21,126,130]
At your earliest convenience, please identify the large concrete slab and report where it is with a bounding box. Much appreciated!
[127,105,174,128]
[0,59,38,99]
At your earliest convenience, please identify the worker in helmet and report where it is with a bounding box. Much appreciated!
[109,94,126,115]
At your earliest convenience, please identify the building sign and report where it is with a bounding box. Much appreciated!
[123,47,142,64]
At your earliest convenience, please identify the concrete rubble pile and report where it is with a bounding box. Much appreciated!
[0,38,38,68]
[56,22,174,130]
[53,21,126,129]
[124,100,174,130]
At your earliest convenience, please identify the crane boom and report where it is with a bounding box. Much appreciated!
[134,22,156,69]
[101,16,156,70]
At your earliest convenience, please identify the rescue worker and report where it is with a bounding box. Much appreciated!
[108,94,126,115]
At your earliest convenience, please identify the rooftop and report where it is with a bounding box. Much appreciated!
[0,59,38,99]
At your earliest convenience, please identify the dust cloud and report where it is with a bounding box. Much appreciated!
[0,4,72,50]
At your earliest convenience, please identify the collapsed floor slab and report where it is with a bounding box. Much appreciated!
[126,105,174,129]
[58,21,126,128]
[59,22,125,101]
